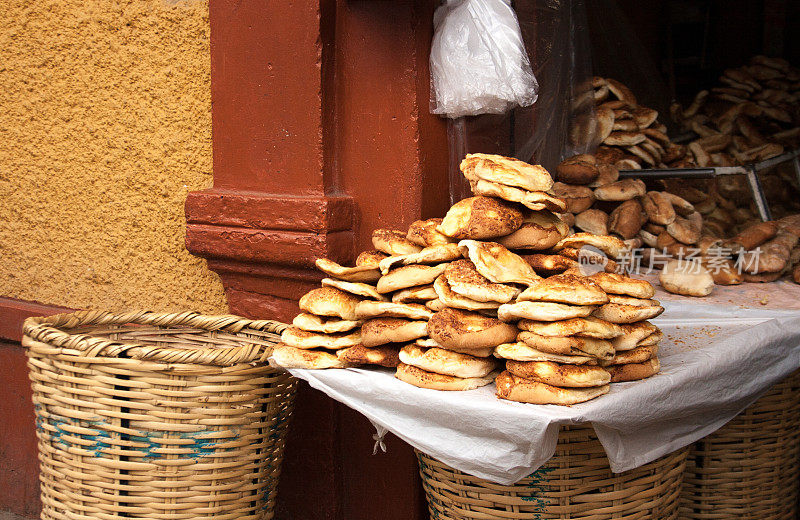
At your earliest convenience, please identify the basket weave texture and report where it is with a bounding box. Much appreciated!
[679,370,800,520]
[23,310,296,520]
[417,426,688,520]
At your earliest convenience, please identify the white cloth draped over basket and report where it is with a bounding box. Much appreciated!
[286,282,800,484]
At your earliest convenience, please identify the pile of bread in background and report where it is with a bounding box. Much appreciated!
[270,154,664,406]
[553,61,800,295]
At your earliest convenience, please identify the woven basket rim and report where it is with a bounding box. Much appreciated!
[22,310,288,366]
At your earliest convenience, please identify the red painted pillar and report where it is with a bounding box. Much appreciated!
[185,1,448,518]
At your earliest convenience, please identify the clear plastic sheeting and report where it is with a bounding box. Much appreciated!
[445,0,596,203]
[430,0,539,119]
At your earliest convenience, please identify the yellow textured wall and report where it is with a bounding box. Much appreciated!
[0,0,227,314]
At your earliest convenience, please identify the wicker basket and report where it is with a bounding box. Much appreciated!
[22,310,296,520]
[679,370,800,520]
[417,426,688,520]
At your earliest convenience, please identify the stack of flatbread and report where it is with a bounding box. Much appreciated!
[589,272,664,383]
[270,153,666,405]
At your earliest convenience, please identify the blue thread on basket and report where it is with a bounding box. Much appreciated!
[36,408,238,459]
[36,412,111,457]
[518,465,555,517]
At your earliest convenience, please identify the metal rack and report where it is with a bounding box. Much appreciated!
[618,148,800,222]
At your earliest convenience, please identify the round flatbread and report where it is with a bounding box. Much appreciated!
[396,363,499,391]
[606,294,660,307]
[605,357,660,382]
[459,240,540,285]
[506,360,611,388]
[336,345,401,368]
[356,250,389,268]
[406,218,452,247]
[611,321,659,351]
[378,244,462,274]
[517,317,624,339]
[354,300,433,320]
[444,259,520,303]
[361,318,428,347]
[292,313,362,333]
[592,303,664,324]
[498,301,596,322]
[399,344,499,378]
[372,229,422,255]
[427,307,518,351]
[321,278,386,301]
[391,284,438,303]
[521,254,579,276]
[493,342,598,365]
[554,233,628,260]
[280,327,362,350]
[517,332,614,360]
[437,196,524,240]
[460,153,554,192]
[495,371,610,405]
[517,274,609,306]
[299,287,362,321]
[606,345,658,365]
[497,210,568,250]
[589,272,655,299]
[433,275,501,311]
[269,344,350,370]
[315,258,380,283]
[377,263,448,294]
[471,179,567,212]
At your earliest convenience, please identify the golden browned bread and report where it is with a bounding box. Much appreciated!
[498,301,596,322]
[517,316,623,339]
[399,344,499,378]
[605,357,660,382]
[444,259,520,304]
[592,302,664,324]
[337,344,401,367]
[460,153,554,192]
[506,360,611,388]
[316,258,381,283]
[438,196,524,240]
[321,278,386,301]
[372,229,422,255]
[356,250,389,267]
[497,210,568,250]
[406,218,452,247]
[606,345,658,365]
[589,272,655,299]
[493,342,598,364]
[495,371,610,405]
[427,307,518,351]
[299,287,362,320]
[556,154,599,185]
[471,180,567,212]
[459,240,540,285]
[376,263,448,294]
[292,313,362,333]
[396,363,499,391]
[361,318,428,347]
[517,332,614,360]
[280,327,362,350]
[378,244,462,274]
[354,300,433,320]
[269,344,350,370]
[517,274,609,306]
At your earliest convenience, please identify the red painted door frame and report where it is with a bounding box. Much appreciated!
[185,1,449,518]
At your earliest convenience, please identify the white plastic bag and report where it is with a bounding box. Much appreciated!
[430,0,539,118]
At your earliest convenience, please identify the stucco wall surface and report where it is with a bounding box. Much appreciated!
[0,0,227,314]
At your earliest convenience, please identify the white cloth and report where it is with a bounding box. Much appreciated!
[286,289,800,485]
